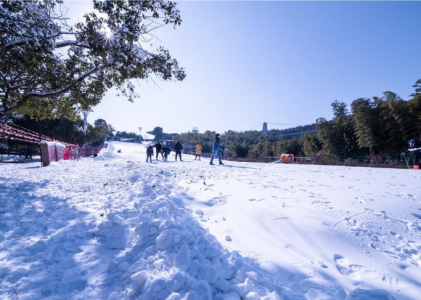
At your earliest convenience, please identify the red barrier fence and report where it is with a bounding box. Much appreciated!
[77,145,103,157]
[40,142,103,166]
[0,122,77,148]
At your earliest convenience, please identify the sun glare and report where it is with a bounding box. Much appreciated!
[103,26,113,39]
[100,24,114,43]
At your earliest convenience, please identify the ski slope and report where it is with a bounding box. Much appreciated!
[1,141,420,300]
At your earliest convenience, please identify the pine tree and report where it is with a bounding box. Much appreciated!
[376,92,417,153]
[410,79,421,97]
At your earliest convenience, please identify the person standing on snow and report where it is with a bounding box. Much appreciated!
[146,145,154,163]
[162,146,171,161]
[402,139,421,169]
[210,134,223,165]
[195,142,202,160]
[174,140,183,161]
[154,142,164,161]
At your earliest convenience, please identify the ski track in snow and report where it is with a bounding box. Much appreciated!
[0,141,420,300]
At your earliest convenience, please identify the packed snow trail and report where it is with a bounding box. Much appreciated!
[0,141,420,300]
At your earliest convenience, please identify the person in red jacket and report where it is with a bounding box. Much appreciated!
[146,145,154,163]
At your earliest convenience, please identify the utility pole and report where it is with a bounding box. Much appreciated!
[138,127,142,143]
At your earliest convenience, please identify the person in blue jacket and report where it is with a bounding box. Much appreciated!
[402,139,421,169]
[210,133,224,165]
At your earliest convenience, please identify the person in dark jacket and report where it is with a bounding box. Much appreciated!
[162,146,171,161]
[210,133,223,165]
[146,145,154,163]
[402,139,421,169]
[174,140,183,161]
[154,142,164,161]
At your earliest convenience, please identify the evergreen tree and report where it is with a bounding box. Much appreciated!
[301,134,321,157]
[153,127,163,141]
[408,95,421,140]
[377,92,417,153]
[316,117,336,158]
[271,136,304,157]
[316,101,359,160]
[410,79,421,97]
[351,98,378,156]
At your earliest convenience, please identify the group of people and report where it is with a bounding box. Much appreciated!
[146,142,172,162]
[145,134,224,165]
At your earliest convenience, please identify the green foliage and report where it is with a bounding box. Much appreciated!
[174,127,316,158]
[249,139,273,158]
[86,119,114,145]
[316,101,361,160]
[0,0,185,120]
[318,88,421,162]
[301,134,322,157]
[114,131,139,139]
[94,119,107,127]
[408,95,421,140]
[410,79,421,97]
[173,130,216,153]
[227,142,250,158]
[272,137,303,157]
[351,98,378,154]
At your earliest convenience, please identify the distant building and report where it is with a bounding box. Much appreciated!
[262,122,268,136]
[192,127,199,134]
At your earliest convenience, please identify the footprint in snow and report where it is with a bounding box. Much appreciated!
[273,217,289,223]
[402,192,417,200]
[312,200,330,204]
[412,213,421,220]
[355,197,366,204]
[334,254,375,280]
[316,261,328,268]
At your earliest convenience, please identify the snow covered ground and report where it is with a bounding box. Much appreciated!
[1,141,420,300]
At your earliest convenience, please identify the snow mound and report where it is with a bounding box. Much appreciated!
[95,171,283,300]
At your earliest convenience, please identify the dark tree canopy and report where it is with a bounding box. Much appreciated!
[152,126,163,141]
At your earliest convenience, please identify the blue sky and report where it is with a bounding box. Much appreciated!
[66,1,421,135]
